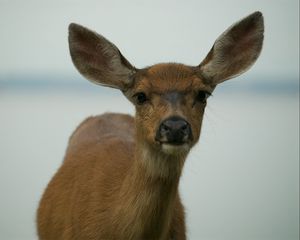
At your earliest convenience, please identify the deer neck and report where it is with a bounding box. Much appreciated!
[115,141,187,239]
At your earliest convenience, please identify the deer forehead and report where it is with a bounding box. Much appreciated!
[134,63,209,94]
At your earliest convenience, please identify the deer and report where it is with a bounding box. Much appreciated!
[37,11,264,240]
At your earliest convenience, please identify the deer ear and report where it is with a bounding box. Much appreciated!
[68,23,136,90]
[198,11,264,85]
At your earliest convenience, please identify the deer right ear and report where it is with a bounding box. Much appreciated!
[198,11,264,85]
[68,23,136,90]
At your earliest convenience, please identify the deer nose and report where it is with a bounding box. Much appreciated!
[156,117,191,145]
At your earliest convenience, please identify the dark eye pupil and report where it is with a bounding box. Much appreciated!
[136,92,147,104]
[197,91,209,103]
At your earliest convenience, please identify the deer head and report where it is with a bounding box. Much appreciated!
[68,11,264,156]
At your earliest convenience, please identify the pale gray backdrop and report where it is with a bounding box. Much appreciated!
[0,0,299,239]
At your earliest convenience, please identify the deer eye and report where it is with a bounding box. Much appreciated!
[196,91,211,103]
[134,92,148,105]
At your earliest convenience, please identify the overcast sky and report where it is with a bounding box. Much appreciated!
[0,0,299,83]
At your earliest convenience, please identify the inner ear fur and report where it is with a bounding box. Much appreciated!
[68,23,136,90]
[199,11,264,84]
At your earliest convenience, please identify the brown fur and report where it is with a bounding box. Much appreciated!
[37,112,187,240]
[37,11,264,240]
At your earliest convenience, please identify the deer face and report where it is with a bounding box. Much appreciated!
[129,64,214,154]
[68,12,264,155]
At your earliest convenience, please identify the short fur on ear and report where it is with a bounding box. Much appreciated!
[68,23,136,90]
[199,11,264,85]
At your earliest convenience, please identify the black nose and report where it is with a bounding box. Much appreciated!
[156,116,191,145]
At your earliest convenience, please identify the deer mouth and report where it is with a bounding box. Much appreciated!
[157,140,188,146]
[155,133,192,154]
[155,138,190,154]
[160,142,190,155]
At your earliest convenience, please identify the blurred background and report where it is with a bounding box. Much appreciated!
[0,0,299,239]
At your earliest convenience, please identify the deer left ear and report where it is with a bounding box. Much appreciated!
[68,23,136,91]
[198,11,264,85]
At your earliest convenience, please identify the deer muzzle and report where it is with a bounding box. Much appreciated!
[156,116,192,146]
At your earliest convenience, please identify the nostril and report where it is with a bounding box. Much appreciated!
[161,124,170,132]
[180,122,188,131]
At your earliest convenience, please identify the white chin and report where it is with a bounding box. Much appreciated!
[161,143,189,155]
